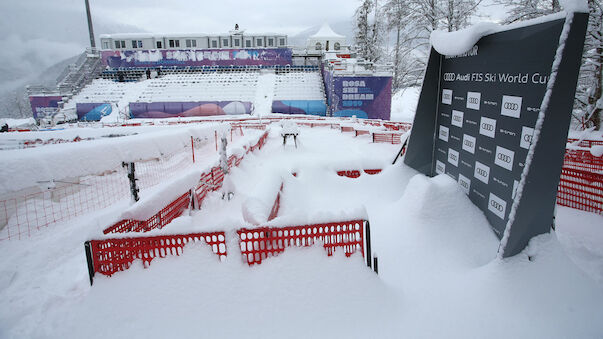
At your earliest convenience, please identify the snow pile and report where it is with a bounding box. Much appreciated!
[0,124,225,194]
[273,71,325,100]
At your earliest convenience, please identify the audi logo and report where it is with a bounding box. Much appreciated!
[476,168,487,176]
[453,116,462,121]
[523,134,532,143]
[464,140,474,147]
[481,123,494,131]
[444,73,455,81]
[460,181,469,188]
[468,97,479,104]
[450,154,458,160]
[490,199,504,212]
[497,153,512,163]
[504,102,519,110]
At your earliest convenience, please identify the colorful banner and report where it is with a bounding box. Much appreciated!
[29,96,62,120]
[129,101,253,118]
[271,100,327,115]
[101,49,293,68]
[324,74,392,120]
[76,103,112,121]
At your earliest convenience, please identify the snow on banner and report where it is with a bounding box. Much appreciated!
[404,12,589,258]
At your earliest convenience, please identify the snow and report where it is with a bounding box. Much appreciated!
[0,119,602,338]
[390,87,420,123]
[430,11,576,56]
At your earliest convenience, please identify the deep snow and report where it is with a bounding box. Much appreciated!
[0,121,601,338]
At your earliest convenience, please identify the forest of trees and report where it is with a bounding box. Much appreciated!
[354,0,602,130]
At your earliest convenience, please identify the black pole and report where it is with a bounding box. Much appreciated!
[373,256,379,274]
[84,0,96,48]
[365,220,372,269]
[123,162,140,202]
[392,137,409,165]
[84,241,95,285]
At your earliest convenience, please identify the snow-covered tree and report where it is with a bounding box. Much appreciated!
[354,0,385,62]
[496,0,561,23]
[574,0,602,130]
[442,0,481,32]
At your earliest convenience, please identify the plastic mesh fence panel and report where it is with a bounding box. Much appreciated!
[88,232,227,278]
[237,220,365,265]
[103,192,190,234]
[557,167,602,214]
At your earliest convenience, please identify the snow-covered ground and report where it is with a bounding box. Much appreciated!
[0,119,601,338]
[390,86,420,123]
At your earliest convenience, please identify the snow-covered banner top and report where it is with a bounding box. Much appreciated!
[29,95,62,120]
[101,48,293,68]
[404,12,589,258]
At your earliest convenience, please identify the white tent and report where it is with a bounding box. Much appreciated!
[306,23,347,52]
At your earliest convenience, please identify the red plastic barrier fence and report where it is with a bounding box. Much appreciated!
[337,170,361,178]
[237,220,366,265]
[336,169,382,178]
[557,167,603,214]
[372,132,402,144]
[103,192,191,234]
[268,183,284,221]
[355,129,370,137]
[341,126,354,133]
[85,232,226,284]
[563,149,603,172]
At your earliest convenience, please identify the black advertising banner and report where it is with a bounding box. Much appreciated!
[404,13,588,257]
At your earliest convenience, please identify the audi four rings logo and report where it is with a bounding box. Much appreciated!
[453,116,462,122]
[490,199,504,212]
[468,97,479,104]
[497,153,512,163]
[476,168,487,176]
[523,134,532,143]
[464,140,474,147]
[460,181,469,189]
[504,102,519,110]
[450,154,458,160]
[444,73,455,81]
[481,123,494,131]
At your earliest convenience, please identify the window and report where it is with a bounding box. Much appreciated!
[211,40,218,48]
[315,42,322,50]
[267,38,274,47]
[169,39,180,48]
[245,39,252,48]
[132,40,142,48]
[256,38,263,47]
[156,41,162,48]
[233,39,240,47]
[103,41,109,49]
[186,39,197,48]
[115,40,126,49]
[222,38,229,47]
[334,42,341,50]
[279,38,285,46]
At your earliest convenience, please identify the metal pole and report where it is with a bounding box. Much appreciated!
[84,0,96,48]
[365,220,372,269]
[84,241,95,285]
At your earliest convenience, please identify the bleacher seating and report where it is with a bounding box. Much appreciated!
[273,72,325,101]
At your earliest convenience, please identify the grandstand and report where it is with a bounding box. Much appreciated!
[28,24,392,122]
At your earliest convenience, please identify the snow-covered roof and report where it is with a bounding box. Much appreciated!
[310,23,344,39]
[100,32,286,40]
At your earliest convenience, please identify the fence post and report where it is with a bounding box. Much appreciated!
[122,162,140,202]
[373,256,379,274]
[191,136,195,163]
[365,220,372,269]
[84,241,95,286]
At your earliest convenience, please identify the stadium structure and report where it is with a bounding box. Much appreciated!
[27,23,393,124]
